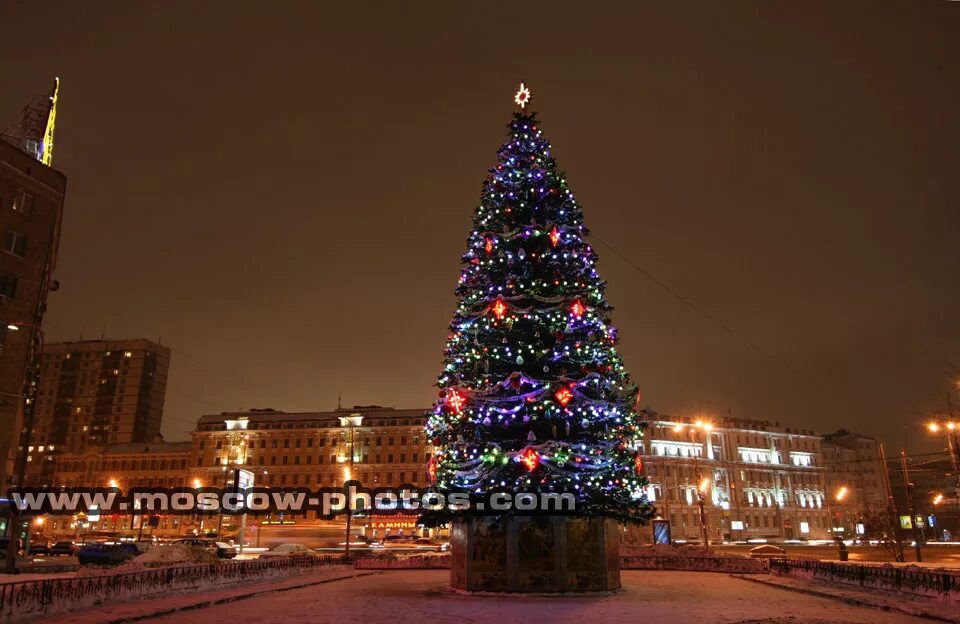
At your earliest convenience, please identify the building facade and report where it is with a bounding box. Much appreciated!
[641,416,832,541]
[37,405,902,545]
[190,406,432,491]
[27,339,171,484]
[821,429,893,536]
[40,406,434,541]
[0,140,65,486]
[47,440,192,538]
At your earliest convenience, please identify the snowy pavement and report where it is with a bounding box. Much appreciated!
[57,570,932,624]
[29,567,371,624]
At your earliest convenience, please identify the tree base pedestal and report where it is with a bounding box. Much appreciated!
[449,515,621,593]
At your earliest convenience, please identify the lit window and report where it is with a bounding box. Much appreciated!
[11,189,33,215]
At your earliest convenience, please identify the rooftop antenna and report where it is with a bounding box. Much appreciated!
[337,393,342,411]
[1,78,59,165]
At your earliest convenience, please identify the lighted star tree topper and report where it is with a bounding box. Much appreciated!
[424,84,655,524]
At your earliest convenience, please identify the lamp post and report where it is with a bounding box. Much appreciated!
[924,416,960,509]
[900,449,923,562]
[683,420,713,551]
[343,418,356,558]
[4,321,45,573]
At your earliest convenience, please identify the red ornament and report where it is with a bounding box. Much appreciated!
[634,455,644,475]
[519,447,540,472]
[570,299,586,318]
[445,389,466,414]
[549,226,561,247]
[427,456,438,482]
[485,237,494,254]
[554,385,574,407]
[509,372,523,389]
[491,297,508,319]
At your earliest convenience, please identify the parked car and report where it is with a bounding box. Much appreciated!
[175,538,237,559]
[258,543,317,558]
[49,541,78,556]
[77,542,138,565]
[26,542,50,556]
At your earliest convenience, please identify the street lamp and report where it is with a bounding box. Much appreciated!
[923,415,960,508]
[681,419,713,551]
[4,321,45,572]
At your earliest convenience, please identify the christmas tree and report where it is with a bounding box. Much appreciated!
[425,84,655,525]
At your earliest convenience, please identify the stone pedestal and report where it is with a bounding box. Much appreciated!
[450,515,621,593]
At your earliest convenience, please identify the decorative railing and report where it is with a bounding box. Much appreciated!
[0,554,350,621]
[769,558,960,600]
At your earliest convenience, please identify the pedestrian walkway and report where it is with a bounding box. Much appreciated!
[31,568,378,624]
[737,573,960,623]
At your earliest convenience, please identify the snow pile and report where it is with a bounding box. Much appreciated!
[621,544,751,559]
[620,544,765,573]
[133,543,219,565]
[356,553,451,569]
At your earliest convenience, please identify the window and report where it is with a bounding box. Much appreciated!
[3,230,25,257]
[12,189,33,215]
[0,274,17,299]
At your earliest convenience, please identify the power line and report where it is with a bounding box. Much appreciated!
[594,236,814,384]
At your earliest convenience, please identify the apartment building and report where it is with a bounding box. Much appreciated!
[641,416,831,541]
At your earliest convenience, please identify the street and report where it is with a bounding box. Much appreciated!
[714,542,960,566]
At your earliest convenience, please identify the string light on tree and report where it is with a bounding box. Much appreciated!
[424,83,655,526]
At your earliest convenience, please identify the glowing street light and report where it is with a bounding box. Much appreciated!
[933,493,945,506]
[698,477,711,493]
[835,486,849,502]
[929,422,941,433]
[108,479,118,488]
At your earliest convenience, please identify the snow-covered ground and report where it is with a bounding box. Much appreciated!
[127,570,930,624]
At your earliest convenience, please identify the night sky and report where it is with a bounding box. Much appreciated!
[1,3,957,453]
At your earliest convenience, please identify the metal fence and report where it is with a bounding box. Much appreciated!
[769,558,960,597]
[0,554,350,621]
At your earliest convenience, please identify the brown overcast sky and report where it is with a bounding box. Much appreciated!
[1,2,958,453]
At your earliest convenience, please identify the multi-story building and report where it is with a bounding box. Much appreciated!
[48,439,192,538]
[190,406,432,492]
[641,416,831,541]
[821,429,893,535]
[27,339,171,484]
[39,404,903,545]
[191,405,434,541]
[0,127,65,486]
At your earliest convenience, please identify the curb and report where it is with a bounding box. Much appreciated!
[97,571,381,624]
[732,574,959,624]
